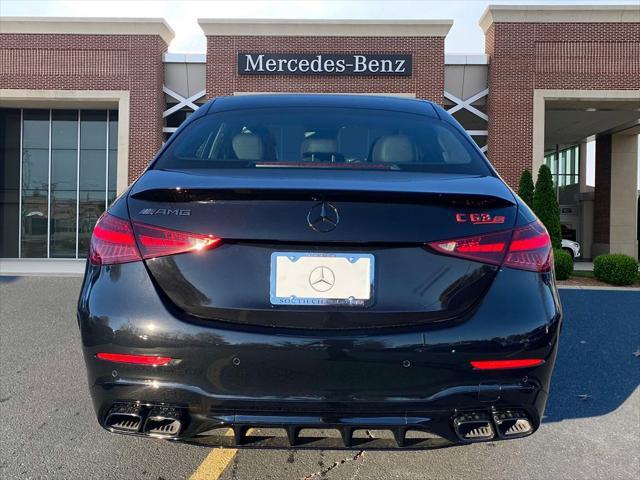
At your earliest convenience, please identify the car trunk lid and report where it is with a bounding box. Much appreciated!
[127,169,517,329]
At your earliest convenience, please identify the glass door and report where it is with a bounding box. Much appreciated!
[0,107,118,259]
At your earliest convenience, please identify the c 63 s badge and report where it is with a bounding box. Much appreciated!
[456,213,505,224]
[139,208,191,216]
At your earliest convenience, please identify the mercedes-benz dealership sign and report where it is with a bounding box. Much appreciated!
[238,53,412,76]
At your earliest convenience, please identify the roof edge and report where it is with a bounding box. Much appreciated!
[197,18,453,37]
[163,52,206,63]
[479,5,640,33]
[445,54,489,65]
[0,17,175,45]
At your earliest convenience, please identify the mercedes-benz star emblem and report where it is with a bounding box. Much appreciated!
[308,266,336,292]
[307,202,339,233]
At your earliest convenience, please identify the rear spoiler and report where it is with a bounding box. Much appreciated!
[130,169,516,207]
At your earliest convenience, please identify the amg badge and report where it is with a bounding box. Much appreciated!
[139,208,191,216]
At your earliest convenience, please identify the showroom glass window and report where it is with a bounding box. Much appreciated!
[543,145,580,195]
[0,108,118,258]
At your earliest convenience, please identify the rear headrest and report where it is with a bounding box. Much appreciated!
[371,135,416,163]
[301,137,338,155]
[232,132,264,161]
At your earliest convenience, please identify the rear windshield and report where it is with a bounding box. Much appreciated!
[155,107,490,174]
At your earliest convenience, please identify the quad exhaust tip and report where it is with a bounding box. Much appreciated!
[492,410,533,438]
[105,404,184,437]
[105,404,144,433]
[453,413,495,441]
[453,410,533,442]
[143,407,183,437]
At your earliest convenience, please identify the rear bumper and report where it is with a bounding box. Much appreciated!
[91,378,550,447]
[78,261,562,447]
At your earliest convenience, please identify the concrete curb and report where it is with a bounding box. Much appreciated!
[0,272,84,278]
[558,285,640,292]
[0,259,85,277]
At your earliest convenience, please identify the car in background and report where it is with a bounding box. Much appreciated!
[78,94,562,449]
[561,239,580,259]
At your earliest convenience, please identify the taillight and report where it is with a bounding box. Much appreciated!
[427,220,552,272]
[503,220,552,272]
[90,213,141,265]
[132,222,221,260]
[428,229,511,266]
[89,212,222,266]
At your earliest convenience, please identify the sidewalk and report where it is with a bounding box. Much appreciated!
[573,261,593,272]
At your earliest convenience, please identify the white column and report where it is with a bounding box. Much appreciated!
[609,133,639,259]
[578,142,594,258]
[579,143,589,192]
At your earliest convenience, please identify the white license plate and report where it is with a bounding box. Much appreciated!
[270,252,374,306]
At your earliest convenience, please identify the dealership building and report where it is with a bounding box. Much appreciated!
[1,5,639,272]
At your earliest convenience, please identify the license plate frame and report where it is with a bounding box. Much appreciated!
[270,252,374,307]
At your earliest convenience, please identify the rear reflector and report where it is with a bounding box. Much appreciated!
[96,353,174,366]
[427,220,552,272]
[470,359,544,370]
[89,212,222,266]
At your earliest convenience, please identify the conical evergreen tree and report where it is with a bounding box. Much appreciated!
[533,164,562,249]
[517,169,535,208]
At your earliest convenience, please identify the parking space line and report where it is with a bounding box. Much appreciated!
[189,446,237,480]
[189,429,250,480]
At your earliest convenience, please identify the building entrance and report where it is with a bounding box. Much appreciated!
[0,108,118,258]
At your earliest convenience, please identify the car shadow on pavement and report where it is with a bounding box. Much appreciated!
[543,289,640,423]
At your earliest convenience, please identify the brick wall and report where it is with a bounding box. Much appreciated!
[485,22,640,187]
[593,134,611,245]
[0,33,167,183]
[205,36,445,104]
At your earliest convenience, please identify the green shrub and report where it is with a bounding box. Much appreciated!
[517,169,535,208]
[533,164,562,249]
[553,249,573,280]
[593,254,639,286]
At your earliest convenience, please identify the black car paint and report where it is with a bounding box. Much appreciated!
[77,94,561,447]
[79,260,560,443]
[126,168,533,242]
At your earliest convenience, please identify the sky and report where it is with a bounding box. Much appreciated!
[1,0,638,54]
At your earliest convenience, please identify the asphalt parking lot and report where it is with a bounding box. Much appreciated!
[1,276,638,480]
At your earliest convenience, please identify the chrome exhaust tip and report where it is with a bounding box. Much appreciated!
[105,404,144,433]
[453,412,495,442]
[143,407,183,437]
[493,410,533,438]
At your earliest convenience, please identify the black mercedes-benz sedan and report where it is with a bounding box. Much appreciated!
[78,94,561,448]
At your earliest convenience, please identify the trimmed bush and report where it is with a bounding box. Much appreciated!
[553,249,573,280]
[517,169,535,208]
[593,254,639,286]
[533,164,562,249]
